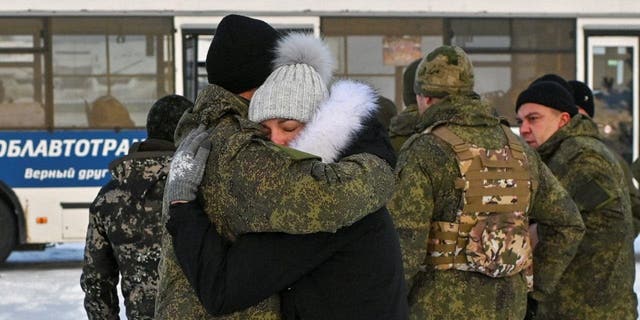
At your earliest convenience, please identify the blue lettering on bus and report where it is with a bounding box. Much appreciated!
[0,130,147,188]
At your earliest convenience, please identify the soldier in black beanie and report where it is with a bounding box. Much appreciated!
[156,14,398,320]
[515,80,577,148]
[516,78,637,319]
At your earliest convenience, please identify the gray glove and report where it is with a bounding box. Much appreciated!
[165,125,211,203]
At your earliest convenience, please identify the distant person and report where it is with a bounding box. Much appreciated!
[375,95,398,131]
[388,58,421,152]
[80,95,193,320]
[86,95,135,128]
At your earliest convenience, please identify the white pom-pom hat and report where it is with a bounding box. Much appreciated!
[249,33,335,124]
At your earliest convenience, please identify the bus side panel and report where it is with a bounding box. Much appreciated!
[0,130,147,244]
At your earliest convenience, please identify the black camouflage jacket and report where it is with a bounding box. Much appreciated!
[81,138,175,320]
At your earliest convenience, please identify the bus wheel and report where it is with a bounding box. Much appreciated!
[0,201,16,263]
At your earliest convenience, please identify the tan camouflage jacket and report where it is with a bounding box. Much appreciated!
[155,84,395,320]
[81,139,175,320]
[535,114,638,319]
[388,104,419,153]
[387,94,585,320]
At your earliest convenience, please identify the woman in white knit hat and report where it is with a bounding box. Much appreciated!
[167,32,408,320]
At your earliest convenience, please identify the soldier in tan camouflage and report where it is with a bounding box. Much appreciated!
[516,78,638,319]
[155,15,395,320]
[80,95,193,319]
[387,45,585,320]
[389,58,421,152]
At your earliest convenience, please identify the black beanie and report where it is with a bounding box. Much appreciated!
[206,14,281,94]
[531,73,575,97]
[515,81,578,116]
[147,95,193,143]
[568,80,595,117]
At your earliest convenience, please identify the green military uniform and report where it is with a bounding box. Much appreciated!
[535,114,638,319]
[81,139,175,320]
[388,95,585,319]
[155,84,395,319]
[388,46,585,319]
[614,152,640,235]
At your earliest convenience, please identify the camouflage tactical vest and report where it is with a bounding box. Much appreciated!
[425,125,534,286]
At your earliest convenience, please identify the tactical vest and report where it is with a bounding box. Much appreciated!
[425,125,534,286]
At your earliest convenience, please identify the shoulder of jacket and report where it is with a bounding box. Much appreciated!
[267,143,322,161]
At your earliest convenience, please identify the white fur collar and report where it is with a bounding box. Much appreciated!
[290,80,379,163]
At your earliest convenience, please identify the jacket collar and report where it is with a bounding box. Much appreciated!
[536,114,601,159]
[416,93,502,131]
[192,84,253,128]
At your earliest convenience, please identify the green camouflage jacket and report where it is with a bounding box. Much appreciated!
[614,151,640,236]
[387,94,585,320]
[535,114,638,319]
[388,104,419,153]
[155,84,395,320]
[81,139,175,320]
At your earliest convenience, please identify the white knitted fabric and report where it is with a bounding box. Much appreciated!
[249,32,334,124]
[249,64,328,123]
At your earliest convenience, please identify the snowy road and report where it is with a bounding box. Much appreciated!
[0,243,125,320]
[1,241,640,319]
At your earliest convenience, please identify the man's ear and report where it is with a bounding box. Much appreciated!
[558,112,572,128]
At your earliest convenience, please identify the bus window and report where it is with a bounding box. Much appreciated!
[0,19,46,129]
[51,18,174,128]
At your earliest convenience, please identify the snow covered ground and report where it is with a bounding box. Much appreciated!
[1,239,640,319]
[0,242,125,320]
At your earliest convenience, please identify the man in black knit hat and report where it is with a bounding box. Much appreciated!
[516,79,637,319]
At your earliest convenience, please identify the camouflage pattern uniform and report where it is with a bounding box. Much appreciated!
[614,151,640,235]
[388,46,585,320]
[155,84,395,320]
[81,139,176,320]
[535,114,638,319]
